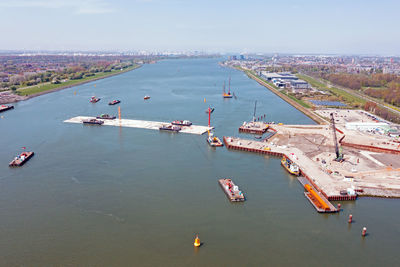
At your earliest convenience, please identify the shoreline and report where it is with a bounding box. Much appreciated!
[0,64,142,104]
[234,66,328,125]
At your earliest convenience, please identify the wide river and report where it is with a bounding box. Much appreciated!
[0,58,398,266]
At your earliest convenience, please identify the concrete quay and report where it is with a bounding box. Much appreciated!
[224,136,356,200]
[64,116,213,135]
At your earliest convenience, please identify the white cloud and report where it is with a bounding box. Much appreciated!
[0,0,115,14]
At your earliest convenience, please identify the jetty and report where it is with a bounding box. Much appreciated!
[64,116,213,135]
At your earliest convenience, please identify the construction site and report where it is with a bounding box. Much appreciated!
[225,108,400,203]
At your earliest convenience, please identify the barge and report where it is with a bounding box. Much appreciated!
[108,100,120,105]
[82,118,104,125]
[9,151,34,167]
[0,104,14,113]
[218,178,245,202]
[304,184,338,213]
[171,120,192,126]
[96,114,116,120]
[239,121,269,134]
[159,124,181,132]
[281,156,300,176]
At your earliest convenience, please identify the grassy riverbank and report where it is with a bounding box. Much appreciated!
[235,67,327,124]
[16,64,141,96]
[297,73,367,106]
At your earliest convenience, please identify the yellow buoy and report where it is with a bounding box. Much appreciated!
[194,235,201,247]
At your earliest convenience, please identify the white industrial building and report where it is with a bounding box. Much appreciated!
[345,122,389,131]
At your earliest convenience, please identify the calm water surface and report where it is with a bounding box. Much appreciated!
[0,58,399,266]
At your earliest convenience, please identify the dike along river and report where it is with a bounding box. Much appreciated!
[0,58,399,266]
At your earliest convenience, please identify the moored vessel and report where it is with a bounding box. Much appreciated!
[82,118,104,125]
[218,178,245,202]
[207,133,223,147]
[96,114,116,120]
[9,151,34,167]
[159,124,181,132]
[281,156,300,176]
[171,120,192,126]
[108,100,120,105]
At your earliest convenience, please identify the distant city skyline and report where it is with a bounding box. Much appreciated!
[0,0,399,55]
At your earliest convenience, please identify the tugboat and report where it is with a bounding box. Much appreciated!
[0,104,14,113]
[171,120,192,126]
[9,151,34,167]
[82,118,104,125]
[96,114,116,120]
[159,124,181,132]
[144,95,151,100]
[207,132,223,147]
[218,178,245,202]
[281,156,300,176]
[90,96,100,103]
[205,107,214,114]
[108,100,120,105]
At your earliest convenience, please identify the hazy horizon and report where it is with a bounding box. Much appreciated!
[0,0,399,55]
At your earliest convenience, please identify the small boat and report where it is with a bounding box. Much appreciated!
[207,133,223,147]
[96,114,116,120]
[9,151,34,167]
[281,156,300,176]
[205,107,215,114]
[159,124,181,132]
[171,120,192,126]
[255,135,263,139]
[82,118,104,125]
[218,178,245,202]
[0,104,14,113]
[108,100,120,105]
[144,95,151,100]
[90,96,100,103]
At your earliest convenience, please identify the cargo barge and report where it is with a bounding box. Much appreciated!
[108,100,120,105]
[0,104,14,113]
[218,178,245,202]
[9,151,34,167]
[281,156,300,176]
[96,114,116,120]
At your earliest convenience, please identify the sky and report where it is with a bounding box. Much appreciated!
[0,0,399,55]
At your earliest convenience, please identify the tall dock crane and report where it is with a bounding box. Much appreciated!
[330,113,344,162]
